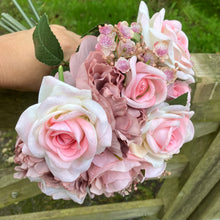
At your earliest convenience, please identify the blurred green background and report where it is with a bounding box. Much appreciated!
[0,0,219,53]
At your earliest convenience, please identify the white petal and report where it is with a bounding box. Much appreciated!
[15,104,39,144]
[39,76,91,103]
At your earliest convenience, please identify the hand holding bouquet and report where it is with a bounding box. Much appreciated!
[14,1,194,204]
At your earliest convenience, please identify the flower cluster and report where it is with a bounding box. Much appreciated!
[14,1,194,204]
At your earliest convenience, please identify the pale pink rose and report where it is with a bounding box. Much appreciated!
[137,2,174,66]
[122,56,167,109]
[137,2,194,79]
[162,20,190,58]
[15,76,112,182]
[88,149,166,197]
[14,137,49,180]
[38,172,89,204]
[161,20,195,77]
[167,80,191,103]
[131,103,194,167]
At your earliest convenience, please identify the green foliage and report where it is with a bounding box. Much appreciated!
[167,93,188,106]
[33,14,63,66]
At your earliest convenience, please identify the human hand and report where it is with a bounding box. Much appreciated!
[0,25,80,91]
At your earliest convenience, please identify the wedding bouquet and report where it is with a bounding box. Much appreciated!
[13,1,194,204]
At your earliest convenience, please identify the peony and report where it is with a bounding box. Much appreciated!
[70,37,143,156]
[88,150,166,197]
[14,137,49,180]
[38,172,88,204]
[15,76,112,182]
[122,56,167,109]
[130,103,194,167]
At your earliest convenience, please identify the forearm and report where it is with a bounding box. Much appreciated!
[0,29,52,91]
[0,25,80,91]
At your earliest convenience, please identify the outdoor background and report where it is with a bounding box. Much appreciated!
[0,0,220,52]
[0,0,219,216]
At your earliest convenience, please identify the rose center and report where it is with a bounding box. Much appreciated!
[56,133,75,147]
[136,78,149,99]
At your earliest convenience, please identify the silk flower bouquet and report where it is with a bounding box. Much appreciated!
[13,1,195,204]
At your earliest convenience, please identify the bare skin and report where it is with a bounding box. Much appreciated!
[0,25,81,91]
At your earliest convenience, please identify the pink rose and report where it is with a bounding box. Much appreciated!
[162,20,190,58]
[137,2,194,80]
[161,20,195,77]
[122,56,167,109]
[88,149,166,197]
[130,103,194,167]
[14,137,89,204]
[15,76,112,182]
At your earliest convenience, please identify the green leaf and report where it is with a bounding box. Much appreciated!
[131,32,141,43]
[167,92,188,106]
[33,14,63,66]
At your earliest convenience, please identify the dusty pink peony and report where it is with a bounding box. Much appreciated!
[14,137,49,180]
[70,39,143,156]
[38,172,89,204]
[122,56,167,109]
[130,103,194,167]
[88,149,166,197]
[15,76,112,182]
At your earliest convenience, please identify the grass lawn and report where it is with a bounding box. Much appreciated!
[0,0,219,53]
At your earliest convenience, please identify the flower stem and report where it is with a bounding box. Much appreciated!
[58,65,64,82]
